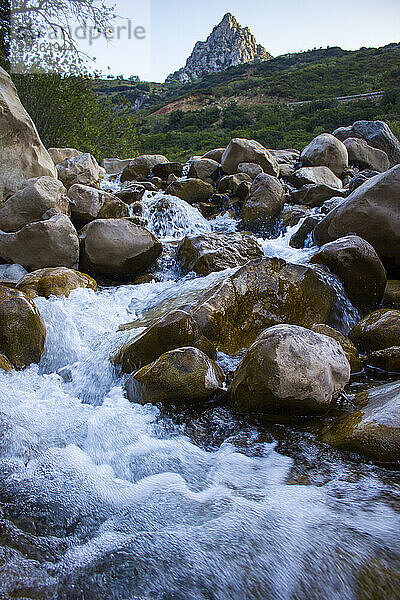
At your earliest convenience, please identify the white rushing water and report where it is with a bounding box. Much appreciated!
[0,197,398,599]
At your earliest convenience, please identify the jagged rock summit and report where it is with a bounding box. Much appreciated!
[166,13,271,83]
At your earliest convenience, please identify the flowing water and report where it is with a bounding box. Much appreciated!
[1,193,399,599]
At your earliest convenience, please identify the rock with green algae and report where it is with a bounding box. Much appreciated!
[0,286,45,369]
[188,256,339,354]
[114,309,216,374]
[16,267,97,299]
[125,346,224,405]
[311,323,362,373]
[349,309,400,352]
[320,380,400,462]
[356,558,400,600]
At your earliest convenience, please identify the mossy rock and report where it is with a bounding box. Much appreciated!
[349,309,400,352]
[357,558,400,600]
[97,197,130,219]
[0,353,14,371]
[0,286,46,368]
[383,280,400,309]
[365,346,400,372]
[312,323,362,373]
[320,380,400,462]
[16,267,97,299]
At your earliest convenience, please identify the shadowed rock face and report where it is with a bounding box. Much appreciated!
[166,13,271,83]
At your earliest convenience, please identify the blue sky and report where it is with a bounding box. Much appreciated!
[80,0,400,81]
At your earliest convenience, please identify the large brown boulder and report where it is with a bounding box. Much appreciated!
[221,138,279,176]
[0,67,56,201]
[115,309,216,373]
[189,257,339,353]
[343,138,390,172]
[293,166,343,188]
[177,232,264,276]
[0,214,79,270]
[366,347,400,373]
[228,324,350,418]
[96,196,130,220]
[312,165,400,273]
[48,148,82,166]
[334,120,400,168]
[241,173,285,230]
[300,133,348,177]
[349,309,400,352]
[320,381,400,462]
[0,286,46,369]
[0,176,69,232]
[166,178,214,203]
[188,159,219,182]
[217,173,251,194]
[311,323,362,373]
[78,219,162,279]
[291,184,347,208]
[16,267,97,299]
[310,235,387,313]
[237,162,264,179]
[202,148,224,162]
[67,184,119,226]
[120,155,169,182]
[125,347,224,405]
[101,158,133,175]
[56,153,101,189]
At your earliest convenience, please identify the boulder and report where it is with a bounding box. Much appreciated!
[78,219,162,279]
[237,162,264,179]
[311,323,362,373]
[320,381,400,462]
[48,148,82,166]
[349,309,400,352]
[0,176,69,232]
[68,184,117,225]
[96,196,130,220]
[0,67,56,201]
[177,232,264,275]
[383,280,400,309]
[202,148,224,162]
[320,196,345,214]
[343,138,390,172]
[241,173,285,230]
[0,286,46,369]
[188,159,219,182]
[125,347,224,405]
[116,184,146,204]
[101,158,133,175]
[269,149,300,165]
[300,133,348,176]
[16,267,97,299]
[310,235,387,313]
[115,309,216,373]
[292,166,343,189]
[366,347,400,373]
[289,215,322,249]
[151,162,183,180]
[334,120,400,168]
[0,263,27,286]
[221,138,279,177]
[228,324,350,417]
[120,155,169,182]
[291,183,347,208]
[348,169,380,192]
[280,205,314,230]
[189,256,339,353]
[217,173,252,194]
[56,153,101,189]
[312,165,400,273]
[166,179,214,203]
[0,214,79,270]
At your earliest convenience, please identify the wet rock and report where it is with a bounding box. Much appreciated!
[115,309,216,373]
[228,324,350,417]
[241,173,285,231]
[0,214,79,270]
[290,183,347,208]
[189,256,338,353]
[0,176,69,233]
[289,215,321,249]
[334,120,400,168]
[202,148,224,162]
[0,286,46,369]
[177,232,264,275]
[348,169,380,192]
[48,148,82,166]
[97,196,130,219]
[16,267,97,299]
[0,67,56,201]
[125,346,224,405]
[218,173,251,194]
[320,380,400,462]
[310,235,387,313]
[188,159,219,182]
[293,166,343,189]
[56,153,101,189]
[101,158,133,175]
[67,184,120,226]
[116,184,146,204]
[320,196,345,214]
[0,353,13,371]
[313,165,400,273]
[280,205,314,230]
[365,347,400,372]
[300,133,348,177]
[166,178,214,203]
[120,155,169,182]
[79,219,162,279]
[0,263,27,286]
[221,138,279,176]
[237,162,264,179]
[383,280,400,309]
[269,148,300,165]
[343,138,390,172]
[151,162,183,180]
[349,309,400,352]
[311,323,362,373]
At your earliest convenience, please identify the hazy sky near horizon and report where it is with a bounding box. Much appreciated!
[79,0,400,81]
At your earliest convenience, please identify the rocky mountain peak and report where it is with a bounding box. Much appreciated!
[166,14,272,83]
